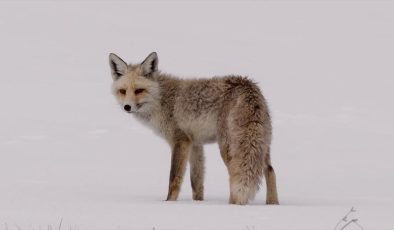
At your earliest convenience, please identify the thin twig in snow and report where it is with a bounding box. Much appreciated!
[339,219,358,230]
[334,207,356,230]
[354,220,366,230]
[58,218,63,230]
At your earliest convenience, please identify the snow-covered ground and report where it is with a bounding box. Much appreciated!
[1,1,394,229]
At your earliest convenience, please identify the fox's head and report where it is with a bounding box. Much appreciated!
[109,52,160,115]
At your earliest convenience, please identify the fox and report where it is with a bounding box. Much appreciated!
[108,52,279,205]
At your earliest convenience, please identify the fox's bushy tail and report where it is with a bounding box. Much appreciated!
[226,78,276,205]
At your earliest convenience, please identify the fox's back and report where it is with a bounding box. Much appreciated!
[160,76,268,144]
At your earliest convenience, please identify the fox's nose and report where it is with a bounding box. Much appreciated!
[124,104,131,112]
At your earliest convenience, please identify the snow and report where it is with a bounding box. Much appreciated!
[1,1,394,229]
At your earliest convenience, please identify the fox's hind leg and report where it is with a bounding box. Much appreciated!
[166,136,192,201]
[189,144,205,200]
[264,153,279,205]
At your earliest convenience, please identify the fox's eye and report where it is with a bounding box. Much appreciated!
[119,89,126,95]
[134,88,145,95]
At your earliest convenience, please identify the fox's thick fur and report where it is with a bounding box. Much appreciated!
[109,52,279,205]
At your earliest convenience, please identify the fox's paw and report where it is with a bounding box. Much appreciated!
[165,196,177,201]
[192,193,204,201]
[266,200,279,205]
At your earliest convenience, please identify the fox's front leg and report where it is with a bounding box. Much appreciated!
[189,144,205,200]
[166,138,192,201]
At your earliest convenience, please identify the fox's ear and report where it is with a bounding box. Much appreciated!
[109,53,127,80]
[141,52,158,76]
